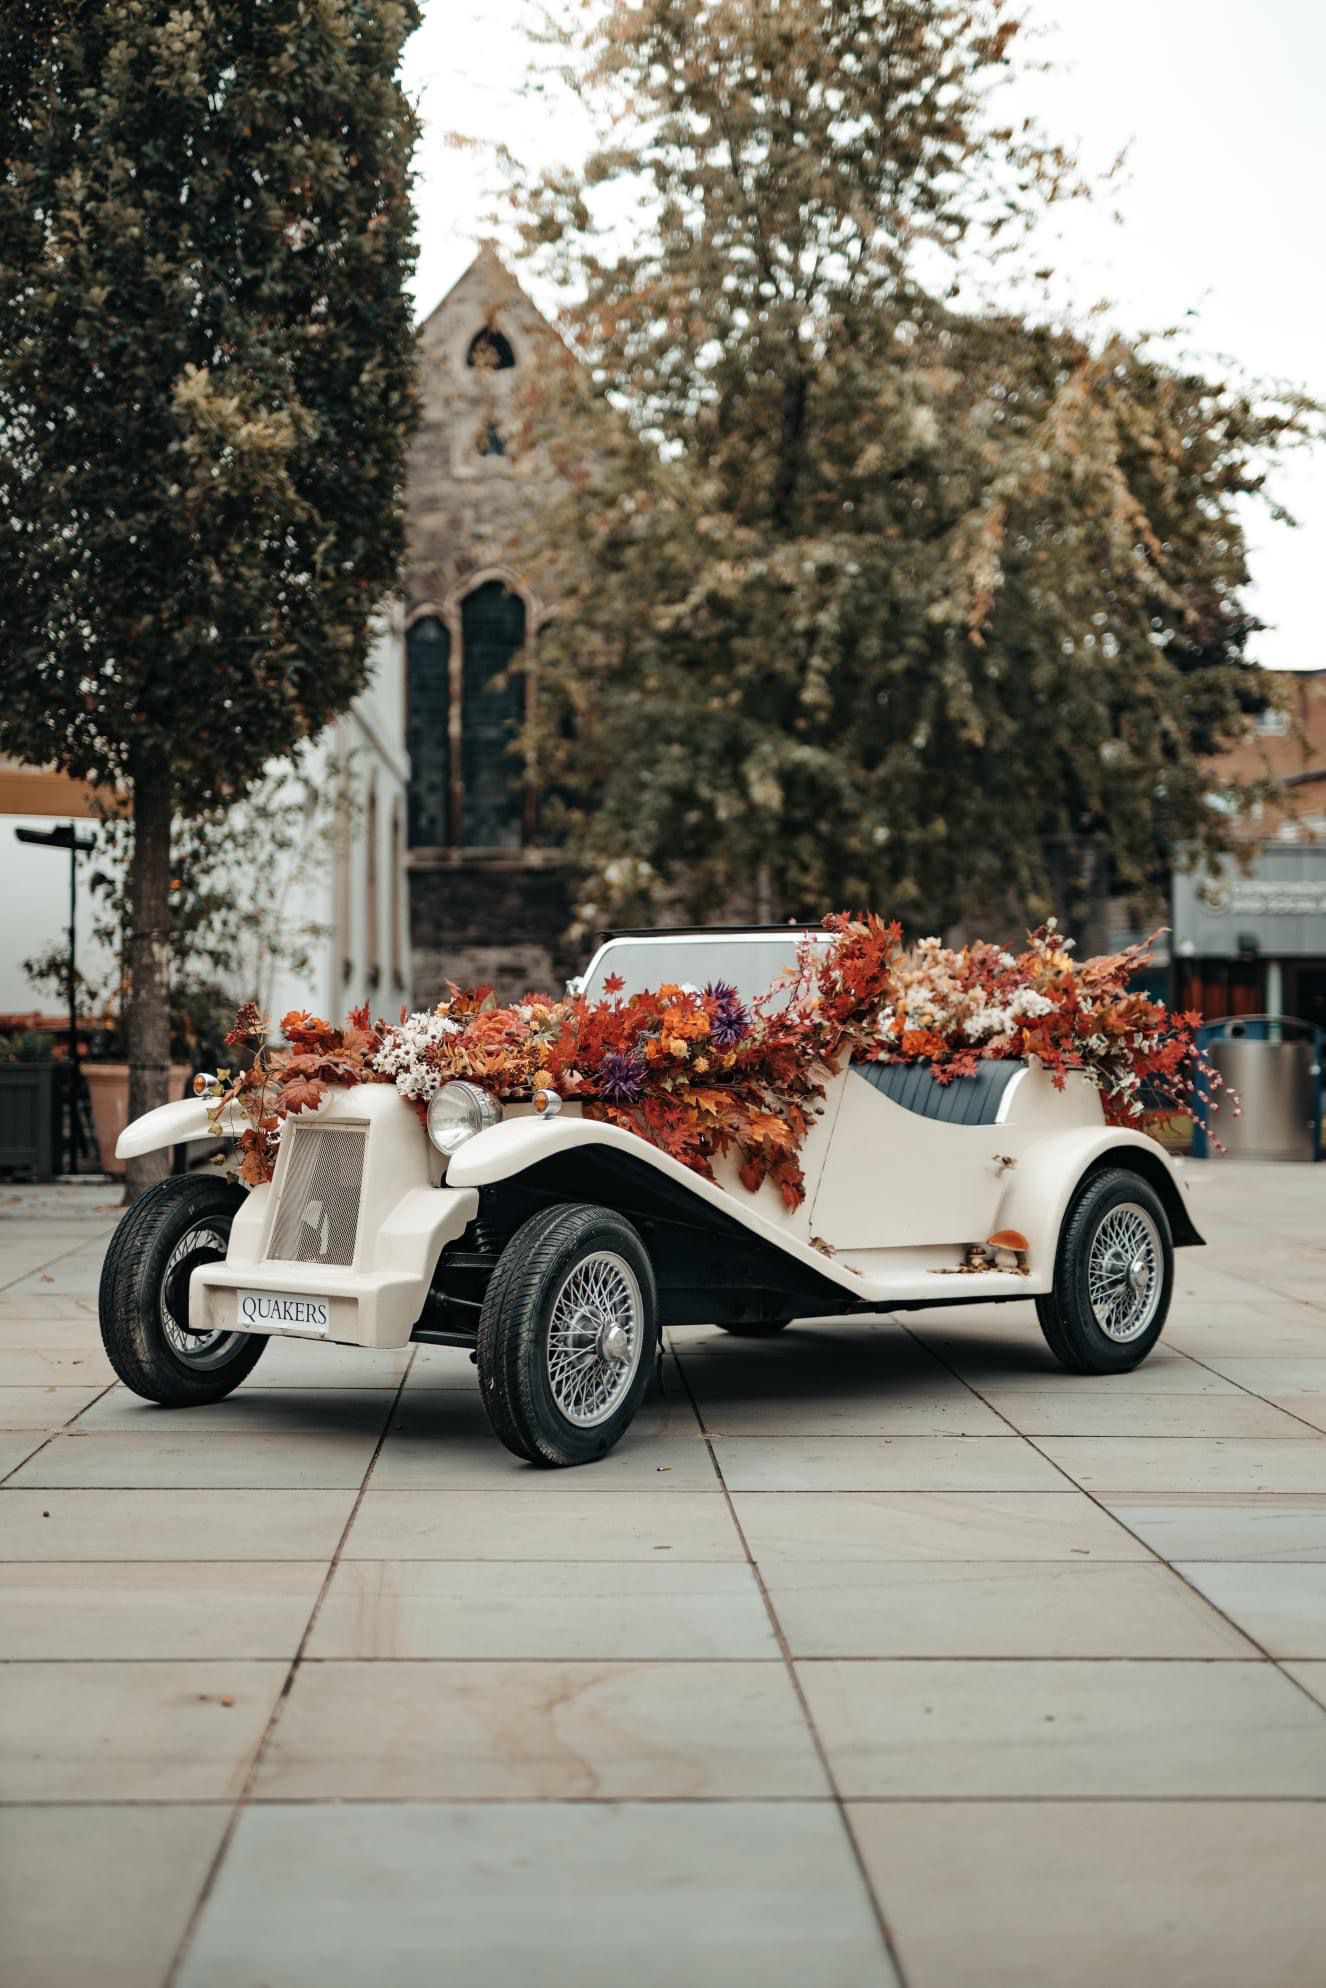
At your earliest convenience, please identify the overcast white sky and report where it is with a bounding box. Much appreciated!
[404,0,1325,674]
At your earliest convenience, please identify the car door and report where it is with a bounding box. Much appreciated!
[808,1061,1026,1251]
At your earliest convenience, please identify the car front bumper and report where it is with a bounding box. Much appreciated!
[191,1181,480,1350]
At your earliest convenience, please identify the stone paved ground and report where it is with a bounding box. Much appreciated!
[2,1163,1325,1987]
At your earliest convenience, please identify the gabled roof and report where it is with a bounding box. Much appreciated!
[415,240,556,339]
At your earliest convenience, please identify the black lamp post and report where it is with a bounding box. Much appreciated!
[14,823,97,1173]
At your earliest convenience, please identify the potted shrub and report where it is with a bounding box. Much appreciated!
[0,1030,60,1181]
[83,1024,192,1180]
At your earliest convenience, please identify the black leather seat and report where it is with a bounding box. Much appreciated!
[851,1057,1025,1126]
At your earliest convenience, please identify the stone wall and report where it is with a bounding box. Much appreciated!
[404,245,579,1003]
[409,858,575,1005]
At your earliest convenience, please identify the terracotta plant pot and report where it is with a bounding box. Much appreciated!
[83,1063,191,1177]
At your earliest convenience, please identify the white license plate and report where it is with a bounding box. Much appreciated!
[236,1289,330,1337]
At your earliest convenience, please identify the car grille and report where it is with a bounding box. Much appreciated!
[266,1122,366,1267]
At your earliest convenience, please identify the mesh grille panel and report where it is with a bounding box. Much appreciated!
[267,1124,366,1266]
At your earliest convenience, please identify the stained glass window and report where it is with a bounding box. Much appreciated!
[405,615,450,848]
[461,582,525,849]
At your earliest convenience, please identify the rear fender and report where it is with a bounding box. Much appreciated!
[996,1128,1203,1272]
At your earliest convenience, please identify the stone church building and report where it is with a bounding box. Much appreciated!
[397,243,575,1002]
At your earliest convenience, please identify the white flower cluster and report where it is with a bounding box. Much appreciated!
[371,1009,461,1102]
[962,985,1056,1040]
[877,974,1054,1048]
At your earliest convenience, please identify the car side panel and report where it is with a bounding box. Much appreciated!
[809,1076,1013,1248]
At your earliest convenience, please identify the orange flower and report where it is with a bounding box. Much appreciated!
[661,1004,709,1039]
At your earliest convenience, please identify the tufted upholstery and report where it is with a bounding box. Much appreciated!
[851,1057,1025,1126]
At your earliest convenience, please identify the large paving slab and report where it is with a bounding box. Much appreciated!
[308,1559,777,1660]
[1198,1357,1326,1394]
[980,1389,1314,1436]
[731,1489,1151,1562]
[1175,1561,1326,1658]
[0,1487,359,1560]
[8,1427,386,1489]
[344,1487,745,1560]
[1102,1494,1326,1562]
[711,1433,1066,1491]
[800,1657,1326,1797]
[1036,1434,1326,1495]
[0,1560,327,1659]
[850,1801,1326,1988]
[0,1432,47,1478]
[72,1384,395,1436]
[253,1659,828,1800]
[0,1805,231,1988]
[762,1559,1255,1659]
[0,1384,111,1429]
[176,1802,895,1988]
[0,1344,116,1385]
[0,1659,285,1800]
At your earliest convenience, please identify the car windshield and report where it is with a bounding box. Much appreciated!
[580,933,832,1004]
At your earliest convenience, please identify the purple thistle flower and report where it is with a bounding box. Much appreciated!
[597,1050,646,1104]
[705,981,750,1049]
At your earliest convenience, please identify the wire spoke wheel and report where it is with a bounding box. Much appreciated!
[159,1223,242,1370]
[1086,1201,1163,1343]
[546,1249,645,1427]
[477,1204,658,1467]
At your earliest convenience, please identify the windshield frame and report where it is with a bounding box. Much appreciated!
[576,929,835,1005]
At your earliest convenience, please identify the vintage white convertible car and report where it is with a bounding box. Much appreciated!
[100,926,1202,1466]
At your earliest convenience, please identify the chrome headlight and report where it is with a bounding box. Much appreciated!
[426,1081,502,1156]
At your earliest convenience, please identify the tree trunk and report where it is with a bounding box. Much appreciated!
[123,774,173,1204]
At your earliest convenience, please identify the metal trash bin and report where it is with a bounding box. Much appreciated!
[1194,1017,1323,1162]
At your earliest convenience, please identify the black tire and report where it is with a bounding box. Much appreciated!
[1036,1166,1174,1375]
[476,1202,657,1467]
[99,1175,267,1405]
[714,1319,792,1337]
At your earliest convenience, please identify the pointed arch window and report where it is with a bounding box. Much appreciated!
[405,615,451,849]
[461,582,526,849]
[466,327,515,372]
[406,585,529,853]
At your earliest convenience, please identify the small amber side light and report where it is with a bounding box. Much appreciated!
[532,1088,562,1117]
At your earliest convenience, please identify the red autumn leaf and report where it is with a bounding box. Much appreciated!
[280,1074,327,1115]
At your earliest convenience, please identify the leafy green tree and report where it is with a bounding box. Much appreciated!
[514,0,1317,941]
[0,0,418,1192]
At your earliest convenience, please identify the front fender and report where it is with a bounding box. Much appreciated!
[116,1096,246,1161]
[445,1114,873,1300]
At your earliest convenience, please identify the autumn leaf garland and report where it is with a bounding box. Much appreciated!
[209,914,1230,1200]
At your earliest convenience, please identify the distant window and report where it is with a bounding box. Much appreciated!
[1257,708,1289,736]
[461,582,525,849]
[363,775,380,992]
[389,799,405,991]
[466,327,515,372]
[476,421,506,458]
[406,616,451,848]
